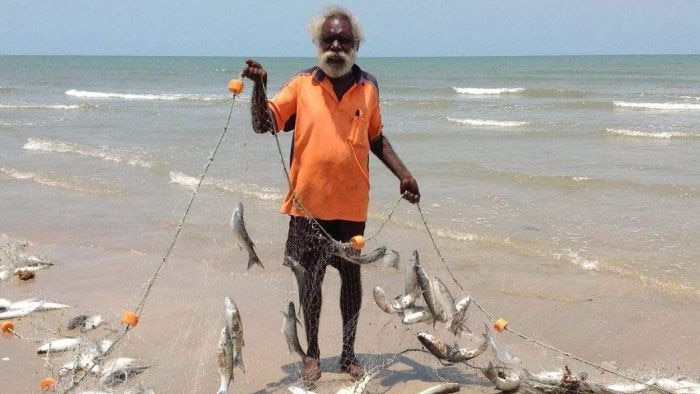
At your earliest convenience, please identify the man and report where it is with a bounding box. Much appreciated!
[242,6,420,381]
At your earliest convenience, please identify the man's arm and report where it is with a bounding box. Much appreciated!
[370,134,420,204]
[241,59,274,134]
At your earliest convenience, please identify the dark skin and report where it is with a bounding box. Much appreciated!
[241,16,420,204]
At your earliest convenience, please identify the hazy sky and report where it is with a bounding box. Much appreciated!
[2,0,699,57]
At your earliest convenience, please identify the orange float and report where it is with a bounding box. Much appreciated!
[350,235,365,250]
[0,321,14,334]
[227,79,244,95]
[121,310,139,327]
[493,318,508,332]
[39,377,56,390]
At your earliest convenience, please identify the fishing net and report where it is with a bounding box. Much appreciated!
[1,70,697,394]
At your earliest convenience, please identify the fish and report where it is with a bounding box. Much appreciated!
[417,332,451,360]
[101,365,149,387]
[283,256,308,315]
[230,202,264,270]
[67,314,89,330]
[375,249,400,269]
[59,343,108,377]
[433,277,455,323]
[415,265,444,325]
[37,337,83,354]
[0,302,42,320]
[282,301,306,360]
[447,296,471,336]
[390,288,422,311]
[401,307,433,325]
[481,362,520,392]
[417,383,461,394]
[100,357,136,379]
[404,250,420,295]
[216,326,234,394]
[447,333,489,362]
[0,298,11,310]
[225,296,245,374]
[82,315,103,332]
[332,245,388,265]
[8,298,70,311]
[522,369,565,385]
[603,383,648,393]
[372,286,399,314]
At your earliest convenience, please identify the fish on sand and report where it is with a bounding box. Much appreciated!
[282,301,306,360]
[217,326,234,394]
[230,202,264,270]
[224,296,245,374]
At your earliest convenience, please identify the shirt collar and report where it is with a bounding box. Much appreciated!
[313,64,363,84]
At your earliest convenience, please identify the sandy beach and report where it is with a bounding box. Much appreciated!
[1,191,698,393]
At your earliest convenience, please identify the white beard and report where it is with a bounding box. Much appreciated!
[317,48,356,78]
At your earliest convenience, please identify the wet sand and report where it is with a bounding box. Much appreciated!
[1,195,698,393]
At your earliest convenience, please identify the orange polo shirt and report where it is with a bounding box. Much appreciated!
[268,65,383,222]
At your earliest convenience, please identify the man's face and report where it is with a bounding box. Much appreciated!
[317,17,356,79]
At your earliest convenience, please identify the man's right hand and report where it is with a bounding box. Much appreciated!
[242,59,267,84]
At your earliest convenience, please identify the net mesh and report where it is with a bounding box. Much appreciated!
[0,77,697,394]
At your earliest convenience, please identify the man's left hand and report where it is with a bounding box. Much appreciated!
[400,177,420,204]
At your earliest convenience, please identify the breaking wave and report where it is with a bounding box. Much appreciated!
[65,89,229,103]
[23,138,158,169]
[0,166,118,195]
[453,87,524,95]
[614,101,700,110]
[0,104,94,110]
[447,117,529,127]
[169,171,283,201]
[605,128,698,139]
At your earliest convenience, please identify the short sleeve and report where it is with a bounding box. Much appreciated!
[368,89,383,142]
[268,76,301,132]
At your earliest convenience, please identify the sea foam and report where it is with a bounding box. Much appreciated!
[0,166,117,195]
[23,138,156,169]
[65,89,228,102]
[169,171,283,201]
[605,128,696,139]
[614,101,700,110]
[447,117,528,127]
[0,104,92,110]
[452,87,524,95]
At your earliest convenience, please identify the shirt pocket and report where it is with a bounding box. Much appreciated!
[349,110,369,148]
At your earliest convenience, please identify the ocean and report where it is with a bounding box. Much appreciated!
[1,55,697,294]
[1,55,699,391]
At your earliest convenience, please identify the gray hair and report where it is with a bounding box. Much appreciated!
[308,6,364,50]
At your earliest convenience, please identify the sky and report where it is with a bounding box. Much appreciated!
[1,0,699,57]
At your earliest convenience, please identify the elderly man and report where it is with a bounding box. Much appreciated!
[242,6,420,381]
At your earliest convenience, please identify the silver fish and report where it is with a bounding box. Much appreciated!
[283,256,308,315]
[404,250,420,295]
[9,299,70,311]
[402,307,433,325]
[481,362,520,392]
[376,249,400,269]
[288,387,318,394]
[333,245,388,265]
[282,301,306,360]
[37,337,83,354]
[337,369,378,394]
[447,296,471,335]
[225,296,245,374]
[100,357,136,379]
[230,202,263,270]
[372,286,399,314]
[217,326,234,394]
[446,333,489,362]
[522,369,565,385]
[0,303,42,320]
[101,365,149,387]
[433,277,455,323]
[417,383,461,394]
[415,265,443,325]
[390,288,422,311]
[0,298,11,311]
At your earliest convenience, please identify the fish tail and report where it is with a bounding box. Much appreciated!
[247,254,264,270]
